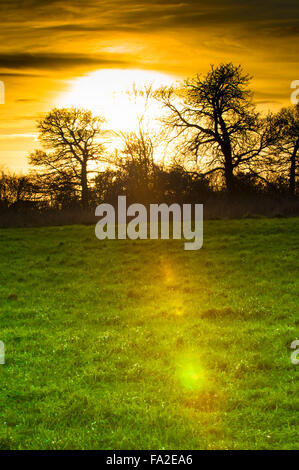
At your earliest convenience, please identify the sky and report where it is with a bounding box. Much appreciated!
[0,0,298,172]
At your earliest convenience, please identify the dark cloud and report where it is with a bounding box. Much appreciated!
[15,99,38,102]
[1,1,298,34]
[0,52,128,71]
[0,72,43,77]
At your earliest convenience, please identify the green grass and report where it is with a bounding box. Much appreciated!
[0,218,298,450]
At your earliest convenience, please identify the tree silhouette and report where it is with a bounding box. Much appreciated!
[159,63,274,193]
[29,107,105,208]
[270,104,299,196]
[0,171,35,209]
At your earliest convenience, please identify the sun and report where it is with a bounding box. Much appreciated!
[57,68,176,134]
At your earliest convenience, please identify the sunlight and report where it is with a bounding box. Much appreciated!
[177,354,207,391]
[57,68,176,134]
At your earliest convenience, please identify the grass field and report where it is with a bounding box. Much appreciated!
[0,218,298,450]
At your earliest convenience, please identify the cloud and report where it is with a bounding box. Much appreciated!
[0,0,298,172]
[0,72,43,77]
[1,1,298,35]
[15,99,38,103]
[0,2,297,72]
[0,53,128,71]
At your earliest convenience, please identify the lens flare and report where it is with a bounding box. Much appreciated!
[177,353,206,391]
[162,262,175,284]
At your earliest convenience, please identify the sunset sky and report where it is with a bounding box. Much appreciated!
[0,0,298,172]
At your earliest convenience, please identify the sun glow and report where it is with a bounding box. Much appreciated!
[58,68,176,134]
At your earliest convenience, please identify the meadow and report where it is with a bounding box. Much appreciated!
[0,218,298,450]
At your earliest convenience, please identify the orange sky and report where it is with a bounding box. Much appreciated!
[0,0,298,172]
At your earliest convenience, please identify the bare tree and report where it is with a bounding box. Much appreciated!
[121,125,154,169]
[29,107,105,208]
[158,63,275,193]
[114,83,163,201]
[115,124,158,203]
[268,104,299,196]
[0,170,36,208]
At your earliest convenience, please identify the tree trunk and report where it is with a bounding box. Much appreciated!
[289,139,299,197]
[222,144,235,194]
[219,116,235,194]
[81,161,89,209]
